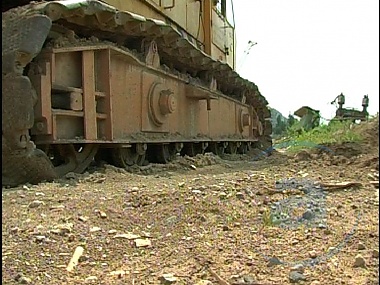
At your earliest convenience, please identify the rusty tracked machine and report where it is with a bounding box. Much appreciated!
[2,0,272,187]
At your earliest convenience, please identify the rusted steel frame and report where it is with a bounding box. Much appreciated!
[96,49,113,140]
[202,0,212,55]
[82,50,98,140]
[29,60,53,136]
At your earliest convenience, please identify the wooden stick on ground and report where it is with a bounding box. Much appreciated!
[66,246,84,272]
[320,181,362,191]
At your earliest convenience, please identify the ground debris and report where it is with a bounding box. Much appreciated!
[320,181,362,190]
[66,246,84,272]
[2,116,379,285]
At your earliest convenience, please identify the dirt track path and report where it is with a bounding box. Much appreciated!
[2,140,379,285]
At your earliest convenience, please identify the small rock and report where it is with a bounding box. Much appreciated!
[289,271,307,283]
[28,200,45,209]
[328,247,336,252]
[372,249,379,258]
[10,226,20,233]
[135,238,152,248]
[159,273,177,284]
[291,239,299,245]
[35,235,46,242]
[302,209,315,220]
[113,233,140,240]
[317,223,327,229]
[190,164,197,170]
[89,227,102,232]
[242,274,256,284]
[236,192,245,199]
[22,185,31,191]
[108,229,117,234]
[18,276,32,284]
[67,234,75,242]
[310,281,321,285]
[357,242,366,250]
[309,250,317,259]
[353,254,366,268]
[78,216,89,222]
[178,182,185,187]
[222,225,231,231]
[267,257,282,267]
[109,270,128,278]
[99,211,107,218]
[85,276,98,283]
[54,223,73,235]
[291,264,305,273]
[219,192,227,199]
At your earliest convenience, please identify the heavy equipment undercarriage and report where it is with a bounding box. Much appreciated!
[2,0,273,187]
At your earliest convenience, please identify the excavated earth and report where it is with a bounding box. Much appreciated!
[2,117,379,285]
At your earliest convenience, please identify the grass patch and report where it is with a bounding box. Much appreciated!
[274,120,363,152]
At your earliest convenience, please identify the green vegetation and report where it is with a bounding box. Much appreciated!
[275,119,363,152]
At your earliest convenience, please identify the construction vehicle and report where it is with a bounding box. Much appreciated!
[331,93,369,122]
[2,0,272,187]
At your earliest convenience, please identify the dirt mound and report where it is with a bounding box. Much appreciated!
[355,116,379,148]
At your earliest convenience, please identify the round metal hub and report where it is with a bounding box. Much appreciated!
[148,82,175,126]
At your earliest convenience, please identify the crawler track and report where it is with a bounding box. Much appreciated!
[2,0,272,187]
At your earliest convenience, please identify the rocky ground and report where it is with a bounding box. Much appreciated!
[2,118,379,285]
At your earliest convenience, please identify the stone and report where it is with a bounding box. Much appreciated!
[357,242,366,250]
[317,223,327,229]
[289,271,307,283]
[89,227,102,233]
[353,254,366,268]
[18,276,32,284]
[135,238,152,248]
[372,249,379,258]
[85,276,98,283]
[113,233,140,240]
[267,257,282,267]
[302,209,315,220]
[309,250,317,259]
[35,235,46,242]
[159,273,177,284]
[242,274,256,284]
[78,216,89,222]
[28,200,45,208]
[291,264,305,273]
[236,192,245,199]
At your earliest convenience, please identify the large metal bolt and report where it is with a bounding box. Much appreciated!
[36,122,45,132]
[159,90,176,115]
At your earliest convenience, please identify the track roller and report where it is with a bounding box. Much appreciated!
[207,142,227,156]
[111,144,147,168]
[181,142,208,157]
